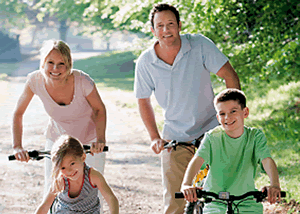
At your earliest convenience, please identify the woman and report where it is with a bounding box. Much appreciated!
[12,40,107,211]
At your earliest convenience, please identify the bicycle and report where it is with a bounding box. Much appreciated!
[175,189,286,214]
[8,145,109,161]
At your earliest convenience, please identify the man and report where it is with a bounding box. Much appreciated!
[134,3,240,214]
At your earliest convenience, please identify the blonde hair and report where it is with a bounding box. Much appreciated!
[39,40,73,75]
[50,135,84,193]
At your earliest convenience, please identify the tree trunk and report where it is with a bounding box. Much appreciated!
[59,20,69,42]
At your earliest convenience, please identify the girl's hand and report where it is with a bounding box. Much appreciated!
[13,147,30,162]
[90,140,106,155]
[181,185,201,203]
[262,185,281,204]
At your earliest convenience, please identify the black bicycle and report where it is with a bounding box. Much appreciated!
[164,138,201,151]
[8,145,109,161]
[175,189,286,214]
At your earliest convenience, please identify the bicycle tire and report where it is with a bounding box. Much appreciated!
[184,201,203,214]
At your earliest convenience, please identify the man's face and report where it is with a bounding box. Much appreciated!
[151,10,181,47]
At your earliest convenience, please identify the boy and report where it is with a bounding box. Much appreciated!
[181,88,281,213]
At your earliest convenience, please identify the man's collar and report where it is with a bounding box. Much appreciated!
[150,34,191,63]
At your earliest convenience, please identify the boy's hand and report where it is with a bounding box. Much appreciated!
[181,185,201,202]
[262,185,281,204]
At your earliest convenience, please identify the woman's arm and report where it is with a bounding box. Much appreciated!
[86,85,107,153]
[34,188,56,214]
[90,168,119,214]
[12,82,34,162]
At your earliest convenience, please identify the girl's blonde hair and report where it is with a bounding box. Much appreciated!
[39,40,73,75]
[51,135,84,193]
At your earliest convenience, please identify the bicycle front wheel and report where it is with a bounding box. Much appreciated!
[184,201,203,214]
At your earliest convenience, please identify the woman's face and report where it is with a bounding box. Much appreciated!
[42,49,70,82]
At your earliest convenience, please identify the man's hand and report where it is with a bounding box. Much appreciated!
[150,138,166,154]
[90,139,106,155]
[262,185,281,204]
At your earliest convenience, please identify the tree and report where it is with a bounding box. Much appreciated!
[103,0,299,87]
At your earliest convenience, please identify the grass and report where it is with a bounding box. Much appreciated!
[73,51,136,91]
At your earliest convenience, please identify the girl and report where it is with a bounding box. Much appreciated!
[35,135,119,214]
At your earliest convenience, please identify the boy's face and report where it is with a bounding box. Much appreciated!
[215,100,249,138]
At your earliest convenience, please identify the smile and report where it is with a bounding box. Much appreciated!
[50,72,61,76]
[225,121,235,125]
[70,171,78,177]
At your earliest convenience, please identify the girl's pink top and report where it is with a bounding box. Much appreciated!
[27,69,97,144]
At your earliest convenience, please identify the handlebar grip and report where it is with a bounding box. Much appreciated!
[175,192,184,198]
[83,145,109,152]
[8,150,40,161]
[8,155,16,161]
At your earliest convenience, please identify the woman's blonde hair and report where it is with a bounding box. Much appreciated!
[39,40,73,75]
[50,135,84,193]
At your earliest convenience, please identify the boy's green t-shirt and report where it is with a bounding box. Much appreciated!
[196,126,271,213]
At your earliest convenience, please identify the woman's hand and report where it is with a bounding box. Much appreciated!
[13,146,30,162]
[90,140,106,155]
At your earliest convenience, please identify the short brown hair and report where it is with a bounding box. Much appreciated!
[150,3,180,28]
[214,88,247,109]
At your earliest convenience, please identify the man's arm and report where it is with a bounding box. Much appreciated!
[138,98,165,154]
[262,157,281,204]
[216,61,241,89]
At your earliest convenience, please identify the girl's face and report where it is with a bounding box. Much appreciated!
[60,153,86,181]
[43,49,70,82]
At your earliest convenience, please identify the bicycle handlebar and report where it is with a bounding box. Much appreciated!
[8,145,109,161]
[175,189,286,202]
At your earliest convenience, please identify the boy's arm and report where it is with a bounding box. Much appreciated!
[90,169,119,214]
[181,156,205,202]
[34,188,56,214]
[262,157,281,204]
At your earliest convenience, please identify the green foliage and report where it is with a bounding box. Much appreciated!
[73,51,136,91]
[0,0,28,29]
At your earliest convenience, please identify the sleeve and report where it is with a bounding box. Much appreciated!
[80,71,95,97]
[196,133,212,165]
[134,54,154,99]
[26,71,38,94]
[254,129,272,165]
[201,35,229,74]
